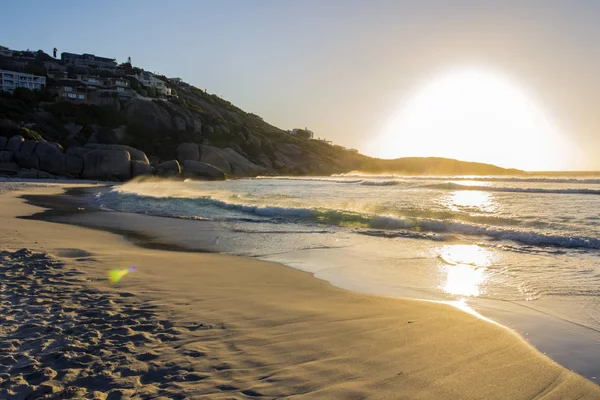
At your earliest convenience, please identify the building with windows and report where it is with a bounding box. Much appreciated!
[56,79,87,102]
[0,69,46,93]
[0,45,13,58]
[134,71,172,96]
[61,52,117,69]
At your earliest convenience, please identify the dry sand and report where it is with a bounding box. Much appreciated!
[0,183,598,399]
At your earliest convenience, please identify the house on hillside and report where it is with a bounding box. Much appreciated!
[61,52,117,69]
[0,69,46,93]
[133,71,172,96]
[290,128,314,139]
[55,79,87,102]
[0,46,13,58]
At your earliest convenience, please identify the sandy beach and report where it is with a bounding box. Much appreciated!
[0,182,599,399]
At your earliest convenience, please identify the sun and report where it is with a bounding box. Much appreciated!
[366,68,579,170]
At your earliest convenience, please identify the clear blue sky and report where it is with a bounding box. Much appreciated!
[2,1,600,169]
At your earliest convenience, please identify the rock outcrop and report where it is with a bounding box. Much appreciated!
[84,143,149,164]
[0,162,20,176]
[20,140,38,155]
[15,153,39,170]
[82,149,131,181]
[6,136,24,152]
[199,145,231,173]
[126,99,173,134]
[34,142,66,176]
[155,160,181,177]
[131,160,154,177]
[0,151,13,163]
[216,148,266,176]
[176,143,199,163]
[182,160,225,180]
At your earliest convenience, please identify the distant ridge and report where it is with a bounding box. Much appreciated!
[356,157,523,176]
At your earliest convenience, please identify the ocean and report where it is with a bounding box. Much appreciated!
[90,174,600,380]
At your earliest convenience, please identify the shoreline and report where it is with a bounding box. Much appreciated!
[23,182,600,382]
[1,183,599,398]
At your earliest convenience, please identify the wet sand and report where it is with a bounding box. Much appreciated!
[0,182,598,399]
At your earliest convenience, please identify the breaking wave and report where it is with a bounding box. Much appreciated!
[97,188,600,251]
[424,182,600,195]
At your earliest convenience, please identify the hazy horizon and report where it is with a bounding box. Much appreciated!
[2,0,600,171]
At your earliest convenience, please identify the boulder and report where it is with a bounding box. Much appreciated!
[155,160,181,177]
[20,140,38,154]
[174,115,187,131]
[246,133,261,150]
[126,98,174,134]
[257,153,274,168]
[35,141,66,176]
[148,155,161,167]
[65,154,83,176]
[216,148,267,177]
[0,151,13,163]
[176,143,199,163]
[182,160,226,180]
[199,145,231,173]
[84,143,149,164]
[131,160,154,177]
[82,149,131,181]
[0,162,20,176]
[6,135,24,152]
[0,136,6,149]
[64,122,83,138]
[15,153,39,170]
[66,146,92,157]
[50,142,64,151]
[17,169,55,179]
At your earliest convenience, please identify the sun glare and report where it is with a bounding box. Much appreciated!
[368,68,579,170]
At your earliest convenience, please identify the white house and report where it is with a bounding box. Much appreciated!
[134,71,172,96]
[0,69,46,93]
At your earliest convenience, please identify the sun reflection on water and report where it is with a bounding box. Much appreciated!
[446,190,496,212]
[438,244,496,297]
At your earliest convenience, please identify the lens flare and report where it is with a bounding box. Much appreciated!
[108,266,137,283]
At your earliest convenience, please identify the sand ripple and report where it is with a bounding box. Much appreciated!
[0,249,240,399]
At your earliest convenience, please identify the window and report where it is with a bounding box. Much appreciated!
[78,94,84,99]
[63,86,73,92]
[67,93,77,99]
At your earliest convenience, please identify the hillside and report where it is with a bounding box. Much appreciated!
[0,48,523,179]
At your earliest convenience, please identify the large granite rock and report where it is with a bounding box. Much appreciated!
[82,149,131,181]
[182,160,225,180]
[34,141,65,175]
[66,146,92,157]
[20,140,38,155]
[216,148,266,176]
[199,145,231,173]
[126,98,173,134]
[84,143,149,164]
[16,168,55,179]
[0,137,6,150]
[131,160,154,177]
[0,162,20,176]
[15,153,39,170]
[6,136,24,152]
[0,151,13,163]
[176,143,199,163]
[155,160,181,177]
[65,154,83,176]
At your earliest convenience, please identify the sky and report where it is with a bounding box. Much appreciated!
[2,0,600,170]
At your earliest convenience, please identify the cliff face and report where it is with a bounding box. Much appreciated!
[0,77,521,178]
